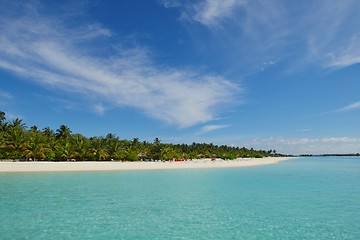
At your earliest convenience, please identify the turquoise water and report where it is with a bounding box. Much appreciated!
[1,157,359,239]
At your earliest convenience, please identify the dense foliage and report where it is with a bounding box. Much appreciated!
[0,111,281,161]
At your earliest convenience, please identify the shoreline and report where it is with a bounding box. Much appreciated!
[0,157,291,173]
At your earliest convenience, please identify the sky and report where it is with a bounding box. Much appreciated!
[1,0,360,155]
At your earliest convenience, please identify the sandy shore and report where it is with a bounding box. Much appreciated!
[0,157,291,173]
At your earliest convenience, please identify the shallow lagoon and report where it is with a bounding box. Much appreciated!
[1,157,359,239]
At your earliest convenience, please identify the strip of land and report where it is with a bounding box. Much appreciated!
[0,157,291,173]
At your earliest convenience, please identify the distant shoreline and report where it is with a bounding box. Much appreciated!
[298,154,360,157]
[0,157,291,173]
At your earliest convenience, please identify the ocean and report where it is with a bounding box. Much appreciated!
[1,157,359,239]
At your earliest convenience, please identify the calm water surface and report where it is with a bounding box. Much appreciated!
[1,157,359,239]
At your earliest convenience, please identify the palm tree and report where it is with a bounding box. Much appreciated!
[55,140,75,161]
[24,132,51,161]
[161,146,177,161]
[106,133,116,139]
[132,138,140,146]
[43,127,55,138]
[10,118,26,130]
[71,134,90,161]
[3,126,28,159]
[150,142,162,160]
[107,138,126,160]
[0,129,6,158]
[125,149,139,161]
[56,125,72,139]
[0,111,5,130]
[89,137,109,160]
[29,125,40,133]
[154,137,161,145]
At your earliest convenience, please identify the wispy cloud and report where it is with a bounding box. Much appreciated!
[3,112,24,121]
[337,101,360,112]
[249,136,360,155]
[161,0,244,28]
[165,0,360,70]
[199,124,229,134]
[302,1,360,69]
[159,0,182,8]
[296,128,312,132]
[0,91,13,100]
[0,4,239,128]
[0,90,14,108]
[321,137,358,143]
[191,0,244,28]
[93,103,106,115]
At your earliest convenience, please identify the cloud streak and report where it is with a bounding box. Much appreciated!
[0,91,13,100]
[199,124,229,134]
[249,136,360,155]
[0,5,239,128]
[166,0,360,70]
[0,90,14,108]
[337,101,360,112]
[191,0,244,28]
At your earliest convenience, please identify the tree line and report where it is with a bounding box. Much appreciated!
[0,111,282,161]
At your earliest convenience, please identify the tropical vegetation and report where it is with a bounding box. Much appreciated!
[0,111,282,161]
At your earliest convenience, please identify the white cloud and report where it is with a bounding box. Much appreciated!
[248,137,360,155]
[167,0,360,70]
[321,137,358,144]
[93,103,106,115]
[161,0,244,28]
[3,112,24,121]
[159,0,182,8]
[0,7,239,128]
[0,91,13,100]
[296,128,312,132]
[192,0,244,27]
[303,1,360,69]
[199,124,229,134]
[337,101,360,112]
[0,90,14,108]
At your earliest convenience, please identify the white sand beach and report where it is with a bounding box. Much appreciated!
[0,157,290,173]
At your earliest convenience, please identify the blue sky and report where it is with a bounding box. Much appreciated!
[1,0,360,154]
